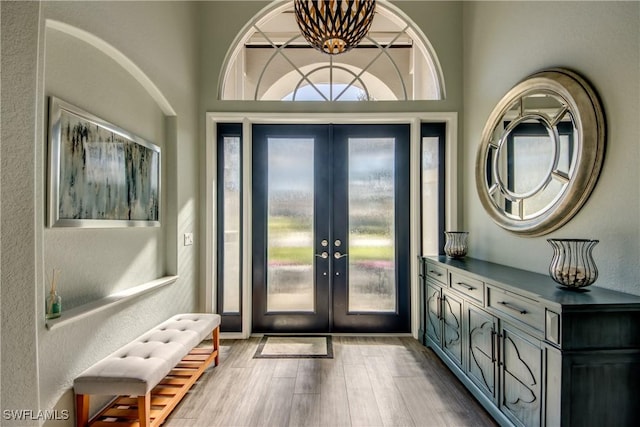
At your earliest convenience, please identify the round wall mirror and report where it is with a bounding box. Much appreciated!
[475,69,605,236]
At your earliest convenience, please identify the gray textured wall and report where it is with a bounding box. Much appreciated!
[1,1,200,424]
[462,1,640,295]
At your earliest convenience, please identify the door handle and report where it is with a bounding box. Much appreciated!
[315,251,329,259]
[334,251,348,259]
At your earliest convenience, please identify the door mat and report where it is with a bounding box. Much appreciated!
[253,335,333,359]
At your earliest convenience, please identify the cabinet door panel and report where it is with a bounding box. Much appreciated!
[467,304,497,401]
[442,291,463,367]
[501,324,542,427]
[426,282,442,343]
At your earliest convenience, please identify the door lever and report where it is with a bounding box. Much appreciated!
[334,251,348,259]
[315,251,329,259]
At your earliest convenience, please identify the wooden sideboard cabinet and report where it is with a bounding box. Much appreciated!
[419,256,640,427]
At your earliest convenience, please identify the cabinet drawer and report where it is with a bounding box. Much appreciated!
[450,272,484,304]
[425,262,447,285]
[487,285,543,333]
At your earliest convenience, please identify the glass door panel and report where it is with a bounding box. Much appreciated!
[252,124,409,333]
[421,137,441,256]
[332,124,410,333]
[347,138,396,312]
[216,123,243,332]
[266,138,315,312]
[252,124,330,332]
[421,123,446,256]
[222,136,242,313]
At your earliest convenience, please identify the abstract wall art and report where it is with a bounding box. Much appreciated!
[48,97,161,227]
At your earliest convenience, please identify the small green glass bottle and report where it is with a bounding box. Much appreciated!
[46,290,62,319]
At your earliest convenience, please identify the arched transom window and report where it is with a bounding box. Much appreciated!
[220,0,445,101]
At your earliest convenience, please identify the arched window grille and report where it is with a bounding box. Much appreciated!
[219,0,445,101]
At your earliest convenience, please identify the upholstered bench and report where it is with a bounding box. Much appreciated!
[74,313,220,427]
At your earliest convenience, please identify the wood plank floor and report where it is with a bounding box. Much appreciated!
[165,336,497,427]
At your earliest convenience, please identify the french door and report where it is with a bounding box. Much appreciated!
[252,124,410,333]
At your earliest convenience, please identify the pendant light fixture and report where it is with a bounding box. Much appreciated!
[294,0,376,55]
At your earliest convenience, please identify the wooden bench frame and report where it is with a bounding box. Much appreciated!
[76,326,219,427]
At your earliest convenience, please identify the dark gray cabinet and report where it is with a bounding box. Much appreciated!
[466,301,543,427]
[442,290,463,366]
[426,281,443,344]
[467,303,498,402]
[500,323,542,427]
[426,280,464,368]
[418,257,427,345]
[421,256,640,427]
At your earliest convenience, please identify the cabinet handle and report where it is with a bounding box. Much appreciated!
[436,296,442,320]
[490,330,497,363]
[497,301,528,315]
[429,270,443,277]
[456,281,475,291]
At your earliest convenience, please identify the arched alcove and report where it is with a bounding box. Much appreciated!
[46,20,176,116]
[43,19,180,311]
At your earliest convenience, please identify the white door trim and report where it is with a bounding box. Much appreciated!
[205,112,458,339]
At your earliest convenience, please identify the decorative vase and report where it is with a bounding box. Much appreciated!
[548,239,599,290]
[444,231,469,258]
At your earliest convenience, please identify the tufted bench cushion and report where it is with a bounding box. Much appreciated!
[74,313,220,396]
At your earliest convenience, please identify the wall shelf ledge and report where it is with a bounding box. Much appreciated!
[45,275,179,331]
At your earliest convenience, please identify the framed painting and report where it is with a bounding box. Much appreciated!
[48,97,161,227]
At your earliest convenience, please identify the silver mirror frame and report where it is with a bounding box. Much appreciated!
[475,68,605,236]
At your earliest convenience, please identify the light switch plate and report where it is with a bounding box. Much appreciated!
[184,233,194,246]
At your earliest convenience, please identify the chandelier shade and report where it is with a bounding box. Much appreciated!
[294,0,376,55]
